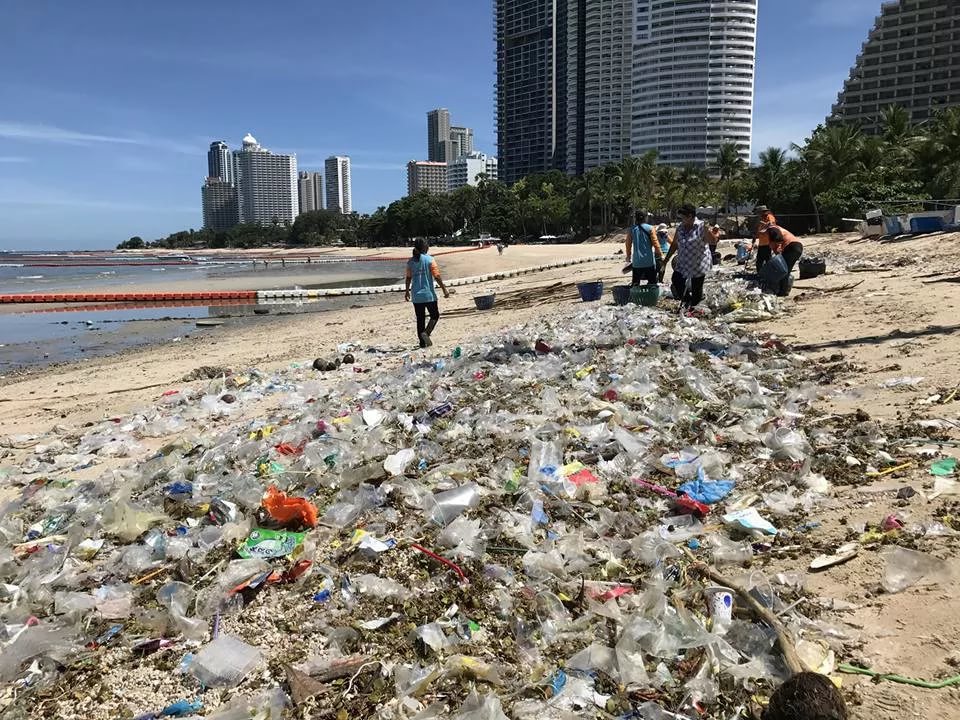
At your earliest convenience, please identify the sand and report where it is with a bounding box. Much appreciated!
[3,236,960,718]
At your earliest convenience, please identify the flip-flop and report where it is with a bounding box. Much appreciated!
[809,542,860,571]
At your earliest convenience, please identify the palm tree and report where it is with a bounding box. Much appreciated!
[617,150,658,220]
[791,142,824,233]
[921,107,960,197]
[678,164,707,207]
[755,147,788,207]
[713,142,747,223]
[804,124,865,189]
[656,165,680,218]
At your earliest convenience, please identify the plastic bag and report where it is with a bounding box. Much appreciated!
[262,485,318,528]
[450,690,509,720]
[384,448,416,476]
[157,582,207,641]
[102,499,167,542]
[189,633,262,687]
[881,546,951,593]
[426,483,480,527]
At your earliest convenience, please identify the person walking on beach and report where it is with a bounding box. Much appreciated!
[661,204,712,310]
[405,238,450,348]
[624,210,663,286]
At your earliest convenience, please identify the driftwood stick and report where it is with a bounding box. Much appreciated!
[696,563,805,675]
[793,280,864,293]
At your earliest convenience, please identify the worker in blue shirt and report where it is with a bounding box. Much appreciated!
[624,210,664,286]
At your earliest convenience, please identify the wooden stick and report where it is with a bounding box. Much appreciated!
[695,562,804,675]
[793,280,864,293]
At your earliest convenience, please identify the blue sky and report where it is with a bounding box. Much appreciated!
[0,0,883,249]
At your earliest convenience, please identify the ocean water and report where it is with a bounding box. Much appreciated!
[0,251,405,370]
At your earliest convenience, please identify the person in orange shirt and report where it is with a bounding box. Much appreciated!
[751,205,777,272]
[761,224,803,296]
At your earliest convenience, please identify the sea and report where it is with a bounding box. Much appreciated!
[0,251,406,372]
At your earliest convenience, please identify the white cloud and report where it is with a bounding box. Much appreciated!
[0,121,198,155]
[0,156,29,163]
[0,177,194,213]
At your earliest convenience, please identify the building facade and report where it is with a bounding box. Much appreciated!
[449,126,474,161]
[234,133,298,225]
[207,140,234,184]
[427,108,452,162]
[325,156,352,213]
[297,171,323,213]
[631,0,758,167]
[565,0,635,174]
[495,0,566,184]
[831,1,960,133]
[447,152,498,191]
[407,161,449,195]
[201,178,240,231]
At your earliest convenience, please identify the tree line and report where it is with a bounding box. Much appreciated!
[120,105,960,250]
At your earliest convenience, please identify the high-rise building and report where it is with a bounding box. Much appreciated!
[407,161,449,196]
[207,141,234,184]
[831,1,960,134]
[298,171,323,213]
[234,133,299,225]
[447,152,498,191]
[201,178,239,231]
[631,1,758,167]
[449,126,474,161]
[325,156,352,213]
[565,0,634,174]
[427,109,452,162]
[495,0,566,184]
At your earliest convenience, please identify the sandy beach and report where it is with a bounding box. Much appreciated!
[2,237,960,719]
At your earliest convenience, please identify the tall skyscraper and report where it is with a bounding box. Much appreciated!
[495,0,566,184]
[831,1,960,134]
[565,0,634,174]
[407,161,449,196]
[234,133,299,225]
[631,1,758,166]
[447,152,498,191]
[207,140,234,184]
[449,126,474,161]
[201,178,239,231]
[298,171,323,213]
[325,156,352,214]
[427,109,452,162]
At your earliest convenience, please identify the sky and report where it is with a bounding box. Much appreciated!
[0,0,885,250]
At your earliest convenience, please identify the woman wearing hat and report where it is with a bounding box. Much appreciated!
[751,205,777,272]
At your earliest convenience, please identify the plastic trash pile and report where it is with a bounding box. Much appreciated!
[0,299,954,719]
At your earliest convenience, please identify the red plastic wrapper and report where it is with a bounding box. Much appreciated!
[262,485,318,528]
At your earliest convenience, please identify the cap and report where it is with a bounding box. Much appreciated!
[753,205,769,214]
[657,223,668,231]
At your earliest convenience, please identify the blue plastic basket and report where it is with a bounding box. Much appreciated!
[473,294,496,310]
[577,281,604,302]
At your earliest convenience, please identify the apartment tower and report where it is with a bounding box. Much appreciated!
[233,133,299,225]
[495,0,567,184]
[831,1,960,133]
[325,156,352,214]
[631,0,758,166]
[297,171,323,214]
[565,0,635,174]
[407,161,449,196]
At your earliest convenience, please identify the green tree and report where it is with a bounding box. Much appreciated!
[117,236,145,250]
[713,142,747,216]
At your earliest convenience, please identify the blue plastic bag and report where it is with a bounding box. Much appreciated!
[677,478,735,505]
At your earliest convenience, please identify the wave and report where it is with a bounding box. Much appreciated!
[0,263,24,268]
[16,275,44,280]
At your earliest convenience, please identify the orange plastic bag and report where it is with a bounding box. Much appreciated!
[262,485,318,529]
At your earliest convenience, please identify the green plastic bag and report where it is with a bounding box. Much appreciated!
[930,458,958,477]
